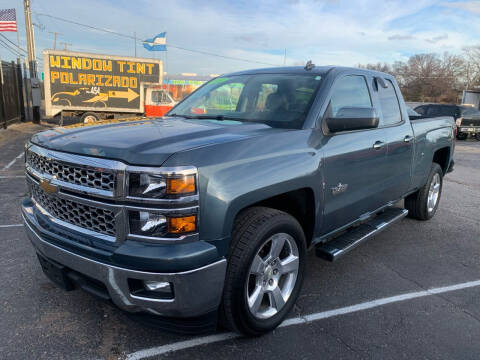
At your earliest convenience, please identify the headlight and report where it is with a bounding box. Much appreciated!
[456,117,463,126]
[128,173,197,199]
[129,210,197,238]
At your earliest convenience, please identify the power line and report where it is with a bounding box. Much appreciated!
[0,38,25,58]
[0,33,28,54]
[33,12,280,66]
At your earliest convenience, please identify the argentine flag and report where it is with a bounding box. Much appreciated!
[143,33,167,51]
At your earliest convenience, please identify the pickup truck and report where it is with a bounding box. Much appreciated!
[22,65,455,336]
[414,103,480,140]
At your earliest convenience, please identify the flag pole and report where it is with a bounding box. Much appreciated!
[16,8,21,61]
[165,32,169,95]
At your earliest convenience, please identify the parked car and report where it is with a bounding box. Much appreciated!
[414,103,480,140]
[22,65,455,336]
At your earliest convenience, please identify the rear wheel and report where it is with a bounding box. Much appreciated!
[405,163,443,220]
[220,207,306,336]
[81,112,100,124]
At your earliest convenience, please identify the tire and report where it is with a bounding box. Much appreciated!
[456,132,467,140]
[476,133,480,141]
[220,207,306,336]
[80,112,100,124]
[405,163,443,220]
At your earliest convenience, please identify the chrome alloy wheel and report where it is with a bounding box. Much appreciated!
[246,233,299,319]
[427,173,441,213]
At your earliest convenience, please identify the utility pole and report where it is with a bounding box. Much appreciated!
[49,31,62,50]
[61,42,72,51]
[23,0,36,77]
[284,48,287,66]
[134,32,137,57]
[23,0,40,123]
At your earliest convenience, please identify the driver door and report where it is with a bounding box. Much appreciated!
[321,74,389,234]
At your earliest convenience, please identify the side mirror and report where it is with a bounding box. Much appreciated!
[326,107,379,133]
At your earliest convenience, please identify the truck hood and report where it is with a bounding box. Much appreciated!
[30,117,281,166]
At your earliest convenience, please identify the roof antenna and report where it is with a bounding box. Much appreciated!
[305,60,315,71]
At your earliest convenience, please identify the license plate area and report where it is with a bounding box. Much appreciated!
[37,253,75,291]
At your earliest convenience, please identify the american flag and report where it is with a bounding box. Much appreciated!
[0,9,17,32]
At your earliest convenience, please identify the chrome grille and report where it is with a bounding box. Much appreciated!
[31,182,116,236]
[26,150,115,192]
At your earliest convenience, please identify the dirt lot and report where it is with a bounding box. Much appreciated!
[1,122,479,360]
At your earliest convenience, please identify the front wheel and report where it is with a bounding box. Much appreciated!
[405,163,443,220]
[220,207,306,336]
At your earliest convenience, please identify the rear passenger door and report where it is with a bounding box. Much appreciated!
[377,78,414,201]
[321,74,389,234]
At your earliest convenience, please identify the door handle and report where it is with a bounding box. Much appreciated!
[373,141,385,150]
[404,135,414,143]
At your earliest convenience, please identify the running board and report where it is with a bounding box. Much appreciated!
[315,208,408,262]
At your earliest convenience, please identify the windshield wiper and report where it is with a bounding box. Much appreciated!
[167,113,194,119]
[187,115,250,122]
[168,113,253,122]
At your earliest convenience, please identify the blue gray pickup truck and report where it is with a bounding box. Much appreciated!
[22,65,455,335]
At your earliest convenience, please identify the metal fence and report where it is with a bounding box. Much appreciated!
[0,60,26,129]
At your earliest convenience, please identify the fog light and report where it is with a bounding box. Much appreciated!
[144,281,171,292]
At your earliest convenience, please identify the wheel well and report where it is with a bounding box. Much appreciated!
[238,188,316,247]
[433,147,450,174]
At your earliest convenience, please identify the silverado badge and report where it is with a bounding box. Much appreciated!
[40,178,58,195]
[331,182,348,196]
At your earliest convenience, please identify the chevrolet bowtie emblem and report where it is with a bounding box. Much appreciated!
[40,178,58,195]
[331,182,348,196]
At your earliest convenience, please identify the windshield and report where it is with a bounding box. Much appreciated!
[460,106,480,117]
[168,74,323,129]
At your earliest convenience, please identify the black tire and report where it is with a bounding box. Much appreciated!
[456,132,467,140]
[220,207,306,336]
[80,112,100,124]
[405,163,443,220]
[476,133,480,141]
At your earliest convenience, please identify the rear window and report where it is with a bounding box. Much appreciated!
[378,79,402,125]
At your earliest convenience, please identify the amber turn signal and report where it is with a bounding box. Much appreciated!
[166,175,196,195]
[167,215,197,234]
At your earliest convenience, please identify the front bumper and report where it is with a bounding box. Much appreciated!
[22,203,227,318]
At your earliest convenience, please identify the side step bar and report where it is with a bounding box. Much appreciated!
[315,207,408,262]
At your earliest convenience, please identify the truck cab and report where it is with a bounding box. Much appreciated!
[144,87,177,117]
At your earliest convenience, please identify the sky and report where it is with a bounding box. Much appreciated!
[0,0,479,75]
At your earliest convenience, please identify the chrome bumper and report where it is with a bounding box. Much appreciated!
[23,214,227,318]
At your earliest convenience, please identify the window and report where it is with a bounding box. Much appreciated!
[378,79,402,125]
[426,105,442,117]
[329,75,372,117]
[414,105,427,115]
[188,82,245,113]
[440,105,456,117]
[170,74,322,129]
[255,84,278,111]
[151,91,170,104]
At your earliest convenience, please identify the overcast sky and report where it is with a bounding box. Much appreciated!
[1,0,479,75]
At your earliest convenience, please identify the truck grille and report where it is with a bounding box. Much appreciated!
[27,150,115,192]
[31,181,116,237]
